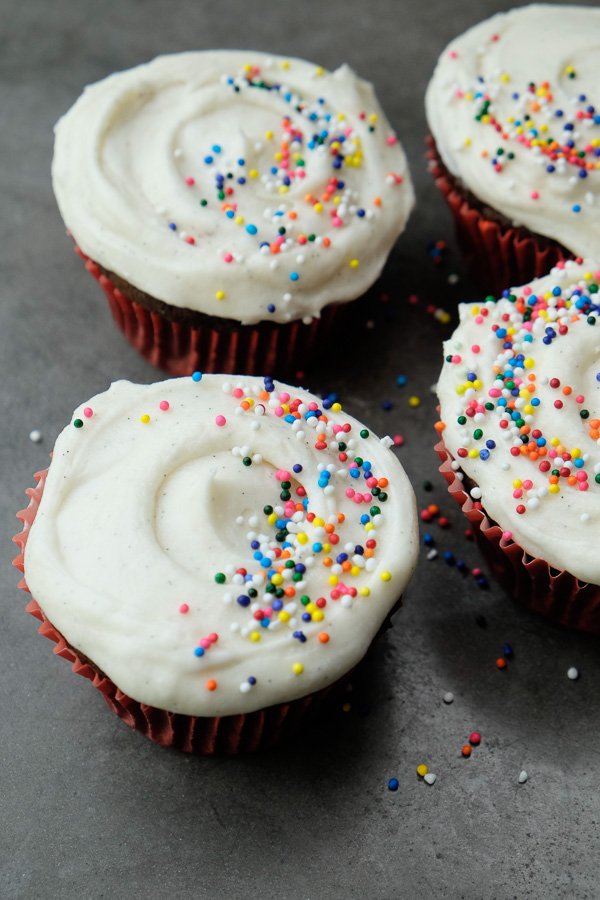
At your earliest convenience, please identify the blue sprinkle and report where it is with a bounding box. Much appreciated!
[168,222,177,230]
[290,272,300,281]
[293,464,303,473]
[268,304,276,313]
[246,223,258,235]
[192,371,202,382]
[212,144,221,153]
[396,375,407,387]
[204,155,213,164]
[573,205,581,213]
[444,551,455,565]
[360,514,370,525]
[237,595,250,607]
[237,158,245,166]
[194,647,205,657]
[423,534,434,546]
[388,778,399,791]
[503,643,513,658]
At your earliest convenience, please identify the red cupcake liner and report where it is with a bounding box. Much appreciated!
[426,136,570,297]
[435,436,600,634]
[13,467,400,753]
[74,244,344,378]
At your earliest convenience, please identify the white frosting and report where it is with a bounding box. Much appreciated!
[52,51,414,325]
[437,258,600,583]
[24,375,418,717]
[426,4,600,258]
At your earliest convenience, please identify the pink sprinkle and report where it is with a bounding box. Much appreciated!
[386,135,398,145]
[577,471,588,481]
[345,488,355,499]
[215,415,226,426]
[223,253,234,263]
[233,388,243,398]
[185,176,195,186]
[179,603,189,614]
[274,406,284,417]
[209,633,219,643]
[279,470,291,480]
[531,191,539,200]
[450,50,458,59]
[472,345,480,353]
[576,395,584,403]
[362,493,371,503]
[523,286,532,296]
[394,435,404,446]
[502,531,512,542]
[366,476,378,488]
[199,638,210,650]
[452,355,462,364]
[83,407,93,418]
[279,393,291,403]
[513,489,523,499]
[353,494,363,504]
[489,389,502,397]
[159,400,169,411]
[475,316,483,324]
[297,169,306,179]
[332,216,343,227]
[579,482,589,491]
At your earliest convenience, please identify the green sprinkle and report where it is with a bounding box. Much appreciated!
[215,573,226,584]
[73,419,83,429]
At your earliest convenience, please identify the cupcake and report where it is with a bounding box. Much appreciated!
[14,374,418,753]
[425,5,600,296]
[52,51,414,377]
[435,258,600,633]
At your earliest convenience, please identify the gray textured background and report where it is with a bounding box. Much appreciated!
[2,1,599,898]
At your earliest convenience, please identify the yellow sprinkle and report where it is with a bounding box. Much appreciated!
[315,66,324,77]
[364,522,375,532]
[278,186,289,194]
[473,380,483,390]
[281,60,290,70]
[278,611,290,623]
[268,512,278,526]
[312,610,324,622]
[465,92,474,102]
[243,63,253,72]
[549,484,560,494]
[468,448,479,459]
[349,259,360,268]
[306,603,317,613]
[329,575,338,586]
[331,402,342,412]
[440,312,451,324]
[550,437,560,447]
[417,764,429,777]
[250,632,261,642]
[369,113,378,123]
[500,73,510,82]
[322,543,331,554]
[523,405,534,415]
[359,587,370,597]
[314,202,323,213]
[244,398,254,407]
[409,396,420,408]
[471,306,480,315]
[463,138,472,148]
[216,290,225,300]
[513,479,523,489]
[571,448,581,459]
[292,663,304,675]
[342,702,351,712]
[140,414,150,424]
[456,385,466,396]
[540,124,548,133]
[297,533,308,545]
[265,130,273,139]
[337,113,346,121]
[351,566,360,577]
[249,169,258,178]
[235,215,244,225]
[271,573,283,586]
[380,571,392,582]
[524,358,535,368]
[584,271,593,280]
[274,151,283,161]
[313,517,325,527]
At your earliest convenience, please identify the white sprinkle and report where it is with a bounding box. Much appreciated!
[443,692,454,704]
[424,773,437,785]
[251,421,261,431]
[236,516,244,525]
[29,430,42,443]
[518,770,528,784]
[427,548,438,561]
[240,682,252,693]
[567,667,579,680]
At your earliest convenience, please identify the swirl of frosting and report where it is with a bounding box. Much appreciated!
[52,51,414,326]
[437,258,600,583]
[24,375,418,717]
[426,5,600,258]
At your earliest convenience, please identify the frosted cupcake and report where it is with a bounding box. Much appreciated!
[52,51,414,376]
[14,374,418,752]
[426,5,600,295]
[435,258,600,632]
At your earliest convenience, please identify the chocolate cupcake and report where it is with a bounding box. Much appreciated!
[435,258,600,633]
[52,51,414,376]
[425,5,600,295]
[14,374,418,752]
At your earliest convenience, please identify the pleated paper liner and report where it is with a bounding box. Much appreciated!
[73,244,345,379]
[14,466,402,754]
[426,136,570,297]
[435,436,600,634]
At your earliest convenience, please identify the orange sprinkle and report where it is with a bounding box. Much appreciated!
[288,210,297,220]
[341,561,352,572]
[378,478,389,488]
[496,658,507,669]
[364,549,374,559]
[284,586,296,597]
[318,633,330,643]
[562,386,572,396]
[428,504,439,515]
[337,513,345,524]
[323,237,331,247]
[324,523,335,534]
[206,680,217,691]
[462,745,472,757]
[323,557,332,567]
[259,390,269,401]
[435,421,446,432]
[373,196,381,207]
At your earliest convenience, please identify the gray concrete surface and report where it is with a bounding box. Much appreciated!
[1,1,599,898]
